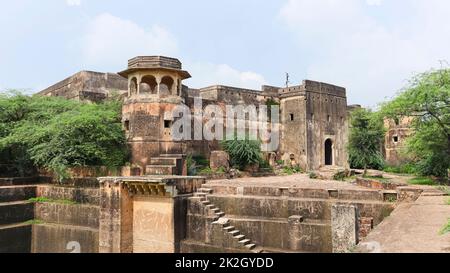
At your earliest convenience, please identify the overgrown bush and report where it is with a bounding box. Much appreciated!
[0,91,129,180]
[348,108,385,172]
[221,138,263,170]
[381,68,450,179]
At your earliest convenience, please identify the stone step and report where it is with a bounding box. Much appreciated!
[194,192,207,197]
[239,239,251,245]
[149,157,179,166]
[0,185,37,203]
[223,226,235,232]
[0,201,34,226]
[228,230,240,236]
[159,154,185,158]
[252,247,264,253]
[234,234,245,240]
[212,217,230,227]
[0,177,41,187]
[199,188,213,194]
[245,244,256,250]
[215,212,225,217]
[0,222,32,253]
[32,223,99,253]
[145,165,177,176]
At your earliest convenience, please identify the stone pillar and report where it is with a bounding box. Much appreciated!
[288,215,304,251]
[98,179,133,253]
[137,74,142,95]
[156,76,162,96]
[331,204,359,253]
[177,79,182,96]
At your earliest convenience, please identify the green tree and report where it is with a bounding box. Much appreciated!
[348,108,385,173]
[0,91,129,180]
[381,68,450,178]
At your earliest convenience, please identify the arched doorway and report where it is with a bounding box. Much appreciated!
[325,139,333,166]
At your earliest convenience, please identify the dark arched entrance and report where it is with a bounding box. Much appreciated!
[325,139,333,166]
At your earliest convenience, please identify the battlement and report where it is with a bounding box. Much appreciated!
[278,80,346,98]
[303,80,346,97]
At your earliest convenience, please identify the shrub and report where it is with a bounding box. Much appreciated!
[192,155,209,167]
[384,163,417,175]
[221,138,262,170]
[259,160,272,169]
[282,166,302,175]
[198,167,213,175]
[186,155,197,176]
[408,177,437,186]
[0,92,128,181]
[348,109,385,171]
[276,160,284,166]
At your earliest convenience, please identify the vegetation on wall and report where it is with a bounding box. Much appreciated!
[381,68,450,179]
[347,108,385,172]
[0,91,129,180]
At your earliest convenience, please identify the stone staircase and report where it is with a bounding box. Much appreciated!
[189,187,263,253]
[145,154,186,175]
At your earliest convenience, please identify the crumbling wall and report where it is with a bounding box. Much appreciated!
[37,71,127,102]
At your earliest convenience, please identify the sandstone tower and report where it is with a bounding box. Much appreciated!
[118,56,191,175]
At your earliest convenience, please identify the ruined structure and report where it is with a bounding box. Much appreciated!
[2,56,425,254]
[0,175,401,253]
[37,71,128,102]
[383,117,413,166]
[39,56,350,173]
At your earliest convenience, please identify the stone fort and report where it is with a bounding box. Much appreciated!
[1,56,409,254]
[39,56,350,173]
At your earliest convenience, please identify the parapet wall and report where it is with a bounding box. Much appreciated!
[37,71,128,102]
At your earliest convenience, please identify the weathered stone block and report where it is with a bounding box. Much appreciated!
[0,224,32,253]
[0,202,34,225]
[0,186,36,203]
[35,203,99,229]
[210,151,230,171]
[32,224,99,253]
[331,204,358,253]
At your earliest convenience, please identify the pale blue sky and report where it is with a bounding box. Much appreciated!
[1,0,449,107]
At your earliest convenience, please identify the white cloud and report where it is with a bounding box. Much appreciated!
[66,0,81,6]
[279,0,450,107]
[82,13,178,69]
[80,13,265,90]
[186,62,267,90]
